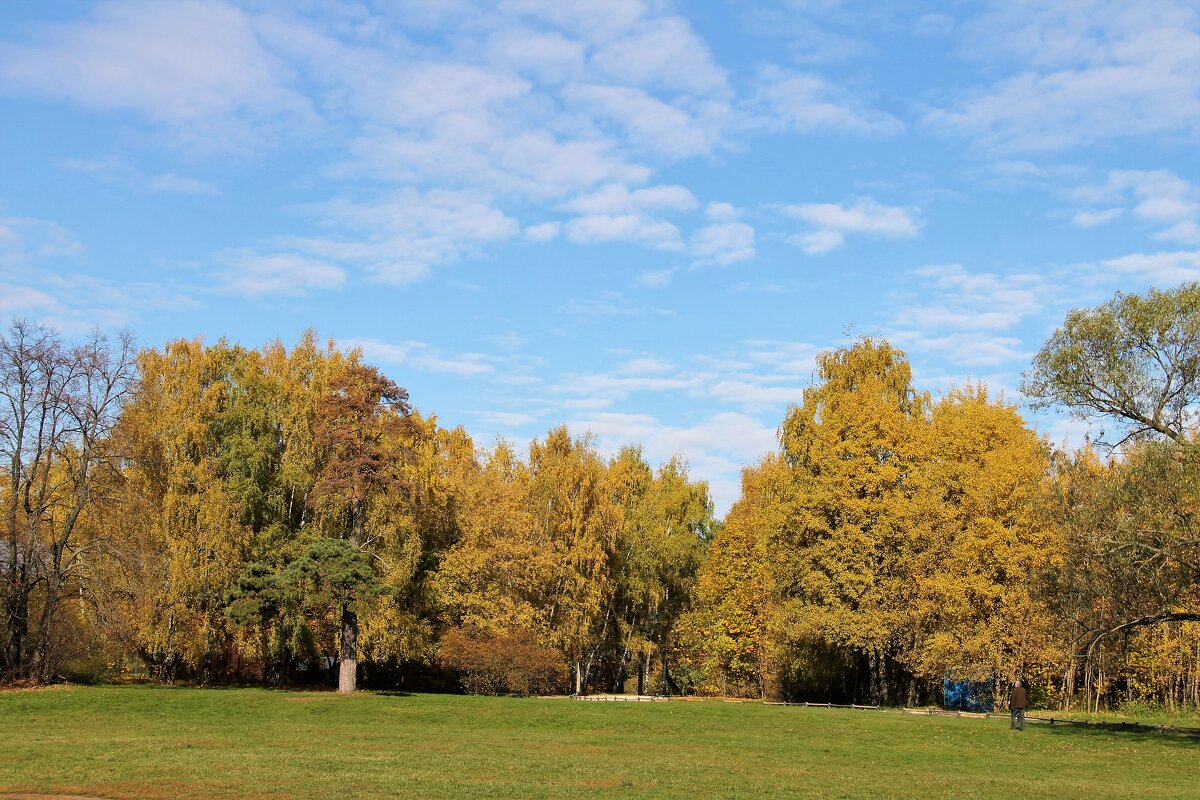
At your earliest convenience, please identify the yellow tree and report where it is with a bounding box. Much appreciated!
[681,455,783,697]
[118,339,251,681]
[774,338,929,704]
[607,448,711,694]
[1045,438,1200,710]
[527,426,618,694]
[907,385,1059,699]
[434,439,545,636]
[358,411,458,675]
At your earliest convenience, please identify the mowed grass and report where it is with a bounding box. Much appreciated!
[2,685,1197,800]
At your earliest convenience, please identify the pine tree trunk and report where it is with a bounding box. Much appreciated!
[338,603,358,694]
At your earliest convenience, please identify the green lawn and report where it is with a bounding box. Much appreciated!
[1,685,1197,800]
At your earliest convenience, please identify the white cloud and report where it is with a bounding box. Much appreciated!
[344,126,651,200]
[708,380,806,409]
[893,331,1030,368]
[795,230,844,255]
[618,357,674,375]
[690,222,756,266]
[566,183,698,215]
[490,331,525,351]
[782,198,920,253]
[216,251,345,296]
[1070,169,1200,242]
[1075,172,1200,237]
[0,216,85,267]
[785,199,920,236]
[367,262,432,286]
[566,84,721,159]
[1101,250,1200,283]
[1159,221,1200,243]
[360,61,531,128]
[898,264,1048,332]
[1072,208,1124,227]
[927,1,1200,153]
[587,16,728,95]
[0,284,66,316]
[636,268,675,288]
[705,202,739,221]
[9,272,204,334]
[484,27,586,83]
[564,214,683,250]
[557,372,700,400]
[0,0,317,152]
[352,338,496,376]
[524,221,561,241]
[62,156,219,195]
[479,410,540,427]
[738,2,876,65]
[1113,170,1199,241]
[737,340,822,374]
[751,65,904,136]
[885,264,1052,368]
[292,189,520,284]
[504,0,648,44]
[0,213,203,331]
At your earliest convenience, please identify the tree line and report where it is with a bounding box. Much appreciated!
[2,282,1197,711]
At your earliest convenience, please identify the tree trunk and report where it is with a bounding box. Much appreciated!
[867,649,879,705]
[338,603,358,694]
[660,648,681,696]
[573,661,583,695]
[878,649,890,706]
[4,589,28,681]
[637,652,647,696]
[34,576,62,683]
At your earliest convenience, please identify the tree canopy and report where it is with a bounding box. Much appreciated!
[1023,282,1200,444]
[3,281,1199,712]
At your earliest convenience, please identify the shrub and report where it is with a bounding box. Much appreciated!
[438,628,567,696]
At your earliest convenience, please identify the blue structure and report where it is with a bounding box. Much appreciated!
[943,677,994,712]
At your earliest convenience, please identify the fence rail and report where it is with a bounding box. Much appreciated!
[569,694,668,702]
[765,701,883,711]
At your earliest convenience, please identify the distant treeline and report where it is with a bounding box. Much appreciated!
[2,283,1198,712]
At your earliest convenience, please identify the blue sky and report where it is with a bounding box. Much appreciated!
[3,1,1198,513]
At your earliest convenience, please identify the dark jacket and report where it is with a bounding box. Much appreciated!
[1010,685,1028,709]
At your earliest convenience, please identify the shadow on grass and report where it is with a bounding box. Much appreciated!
[96,679,413,697]
[1034,721,1200,748]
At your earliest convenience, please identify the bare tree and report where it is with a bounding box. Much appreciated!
[1,320,135,682]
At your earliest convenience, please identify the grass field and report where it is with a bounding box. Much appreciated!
[2,685,1197,800]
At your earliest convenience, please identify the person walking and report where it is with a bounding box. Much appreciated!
[1009,680,1028,731]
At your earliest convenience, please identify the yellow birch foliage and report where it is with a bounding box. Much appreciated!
[118,339,250,673]
[774,338,928,666]
[528,427,619,669]
[681,454,783,696]
[908,385,1061,681]
[434,439,546,636]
